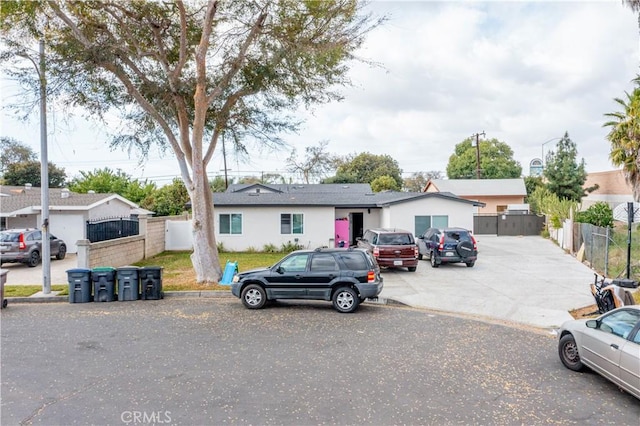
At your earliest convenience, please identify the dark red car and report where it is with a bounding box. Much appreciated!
[357,228,418,272]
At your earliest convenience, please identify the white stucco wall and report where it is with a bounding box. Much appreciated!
[88,199,135,219]
[380,197,475,235]
[215,206,336,251]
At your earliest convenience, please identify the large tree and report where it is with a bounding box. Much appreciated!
[0,137,37,175]
[68,167,156,204]
[446,138,522,179]
[543,132,588,202]
[331,152,402,188]
[1,1,381,283]
[286,141,335,184]
[603,76,640,202]
[3,160,66,187]
[403,170,442,192]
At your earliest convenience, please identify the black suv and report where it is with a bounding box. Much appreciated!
[230,247,383,313]
[417,227,477,268]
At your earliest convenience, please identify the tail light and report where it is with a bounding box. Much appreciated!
[367,270,375,283]
[471,234,477,251]
[438,235,444,251]
[18,233,26,250]
[413,246,419,258]
[373,246,379,258]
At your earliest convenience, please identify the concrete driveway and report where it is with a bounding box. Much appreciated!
[1,254,78,286]
[379,235,598,329]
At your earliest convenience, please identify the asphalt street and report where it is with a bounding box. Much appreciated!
[1,298,639,425]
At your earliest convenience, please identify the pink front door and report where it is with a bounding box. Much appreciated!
[335,218,350,248]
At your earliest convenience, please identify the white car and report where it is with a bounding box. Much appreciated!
[558,305,640,399]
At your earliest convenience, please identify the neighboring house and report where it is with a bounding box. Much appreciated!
[423,179,527,214]
[210,183,484,252]
[581,170,634,210]
[0,184,148,253]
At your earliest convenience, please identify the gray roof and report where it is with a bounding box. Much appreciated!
[212,188,484,208]
[0,185,137,216]
[227,183,374,194]
[427,179,527,196]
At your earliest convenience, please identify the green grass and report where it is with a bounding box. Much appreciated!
[4,285,68,298]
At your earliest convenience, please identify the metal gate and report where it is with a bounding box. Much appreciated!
[474,214,544,236]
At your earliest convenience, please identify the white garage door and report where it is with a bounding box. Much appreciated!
[50,214,85,254]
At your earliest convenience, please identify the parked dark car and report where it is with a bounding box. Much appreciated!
[417,227,477,268]
[558,306,640,400]
[230,247,383,313]
[356,228,418,272]
[0,229,67,267]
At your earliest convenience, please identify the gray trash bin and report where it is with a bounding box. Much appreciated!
[92,267,116,302]
[140,266,163,300]
[117,266,140,301]
[0,268,8,308]
[67,268,92,303]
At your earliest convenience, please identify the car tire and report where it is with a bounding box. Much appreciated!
[408,266,416,272]
[27,251,40,267]
[430,252,439,268]
[418,253,423,260]
[332,286,359,313]
[466,261,475,268]
[558,334,584,372]
[56,245,67,260]
[241,284,267,309]
[456,241,474,258]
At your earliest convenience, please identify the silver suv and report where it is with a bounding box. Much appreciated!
[0,229,67,267]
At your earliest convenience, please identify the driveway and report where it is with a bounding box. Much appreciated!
[379,235,598,329]
[2,299,639,425]
[1,254,78,286]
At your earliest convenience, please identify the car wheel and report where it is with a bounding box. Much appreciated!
[466,261,475,268]
[418,253,423,260]
[430,252,439,268]
[456,241,474,258]
[408,266,417,272]
[332,287,360,313]
[558,334,584,372]
[241,284,267,309]
[27,251,40,267]
[2,299,7,308]
[56,245,67,260]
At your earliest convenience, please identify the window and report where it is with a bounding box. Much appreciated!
[219,213,242,235]
[600,309,640,339]
[415,215,448,235]
[310,254,338,271]
[280,253,309,272]
[281,213,304,234]
[339,252,369,270]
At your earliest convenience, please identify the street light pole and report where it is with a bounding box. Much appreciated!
[541,137,562,168]
[39,38,51,294]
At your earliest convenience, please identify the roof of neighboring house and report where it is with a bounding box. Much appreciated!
[424,179,527,196]
[212,186,485,208]
[583,170,632,195]
[0,185,141,217]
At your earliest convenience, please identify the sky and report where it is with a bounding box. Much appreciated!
[1,1,639,186]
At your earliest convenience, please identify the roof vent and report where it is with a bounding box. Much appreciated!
[61,188,70,198]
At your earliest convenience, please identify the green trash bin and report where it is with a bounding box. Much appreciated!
[92,267,116,302]
[67,268,92,303]
[140,266,163,300]
[117,266,140,301]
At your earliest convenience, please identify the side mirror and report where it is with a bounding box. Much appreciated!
[586,319,598,329]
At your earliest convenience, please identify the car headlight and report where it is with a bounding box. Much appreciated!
[232,275,240,283]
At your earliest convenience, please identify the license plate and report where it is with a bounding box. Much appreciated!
[393,260,403,265]
[445,252,454,256]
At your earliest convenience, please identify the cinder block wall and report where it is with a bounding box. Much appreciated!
[87,236,146,268]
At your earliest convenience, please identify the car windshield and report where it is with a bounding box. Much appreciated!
[443,231,471,243]
[0,232,19,243]
[378,233,414,245]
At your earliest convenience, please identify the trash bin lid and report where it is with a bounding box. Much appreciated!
[67,268,91,273]
[92,266,116,272]
[117,266,140,270]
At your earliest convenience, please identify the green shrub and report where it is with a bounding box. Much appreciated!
[217,241,226,252]
[575,202,614,227]
[262,243,278,253]
[280,240,303,252]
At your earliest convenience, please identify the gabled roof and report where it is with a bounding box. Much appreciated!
[0,185,139,217]
[424,179,527,196]
[227,183,373,194]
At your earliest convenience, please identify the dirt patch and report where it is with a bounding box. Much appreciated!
[569,304,600,319]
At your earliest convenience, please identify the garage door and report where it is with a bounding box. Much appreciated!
[50,214,85,254]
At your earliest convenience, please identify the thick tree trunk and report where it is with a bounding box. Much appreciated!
[189,169,221,283]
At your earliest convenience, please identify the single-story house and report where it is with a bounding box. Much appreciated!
[423,178,527,214]
[211,183,484,252]
[0,184,148,253]
[581,170,634,210]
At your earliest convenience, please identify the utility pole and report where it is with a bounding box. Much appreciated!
[471,131,485,179]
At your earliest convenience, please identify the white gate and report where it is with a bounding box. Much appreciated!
[165,220,193,250]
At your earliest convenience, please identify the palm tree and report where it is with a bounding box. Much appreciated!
[623,0,640,30]
[603,76,640,201]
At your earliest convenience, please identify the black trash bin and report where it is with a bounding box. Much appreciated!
[67,268,92,303]
[92,267,116,302]
[117,266,140,301]
[140,266,163,300]
[1,268,8,308]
